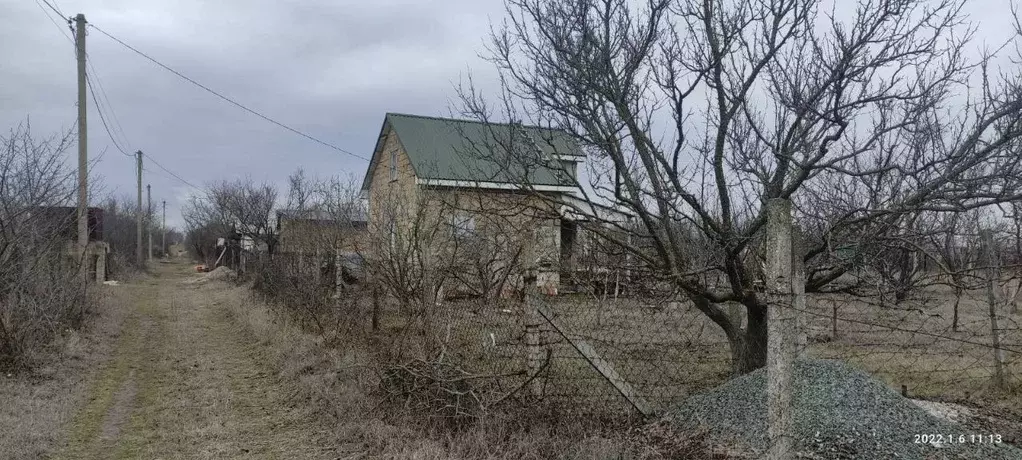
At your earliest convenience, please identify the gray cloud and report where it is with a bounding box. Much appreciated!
[3,0,1015,230]
[1,0,504,229]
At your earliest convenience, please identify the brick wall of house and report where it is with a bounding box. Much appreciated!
[366,128,564,295]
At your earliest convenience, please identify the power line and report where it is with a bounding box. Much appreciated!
[53,13,132,156]
[88,23,370,162]
[38,0,66,21]
[86,74,132,157]
[143,153,202,191]
[33,3,82,147]
[34,0,72,44]
[87,55,133,153]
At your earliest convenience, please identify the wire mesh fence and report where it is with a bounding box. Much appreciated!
[804,290,1022,401]
[362,275,1022,422]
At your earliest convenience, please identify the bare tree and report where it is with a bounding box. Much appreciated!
[919,211,982,330]
[364,188,459,357]
[463,0,1022,373]
[100,195,148,272]
[286,168,313,212]
[998,203,1022,313]
[435,190,536,307]
[183,177,279,258]
[0,122,88,368]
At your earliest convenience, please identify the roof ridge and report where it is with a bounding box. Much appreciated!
[385,112,559,132]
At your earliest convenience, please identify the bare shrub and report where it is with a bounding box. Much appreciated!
[379,358,484,428]
[99,195,147,275]
[251,253,342,334]
[0,122,91,370]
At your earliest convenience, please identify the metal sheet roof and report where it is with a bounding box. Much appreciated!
[362,113,583,190]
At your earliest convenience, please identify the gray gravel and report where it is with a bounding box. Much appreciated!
[668,359,1022,459]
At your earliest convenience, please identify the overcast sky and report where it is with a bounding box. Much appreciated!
[1,0,1018,230]
[1,0,505,229]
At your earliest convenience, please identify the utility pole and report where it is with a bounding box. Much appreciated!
[75,14,88,257]
[162,200,167,258]
[136,151,144,267]
[147,184,153,260]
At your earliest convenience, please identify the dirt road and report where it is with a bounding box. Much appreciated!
[55,260,342,459]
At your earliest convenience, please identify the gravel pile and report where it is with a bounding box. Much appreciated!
[205,266,237,281]
[669,359,1021,459]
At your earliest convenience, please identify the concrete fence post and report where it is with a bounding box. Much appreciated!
[792,228,807,355]
[523,269,544,398]
[334,249,343,296]
[765,198,796,460]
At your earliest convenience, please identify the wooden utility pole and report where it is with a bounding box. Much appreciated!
[136,151,143,267]
[147,184,153,260]
[75,14,88,255]
[162,200,167,258]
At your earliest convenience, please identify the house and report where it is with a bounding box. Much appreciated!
[276,207,368,254]
[360,113,589,295]
[274,207,369,288]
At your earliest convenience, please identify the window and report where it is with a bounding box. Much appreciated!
[557,159,577,182]
[451,212,476,239]
[389,149,398,181]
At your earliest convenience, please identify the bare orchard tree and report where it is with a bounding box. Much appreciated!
[309,173,368,252]
[464,0,1022,373]
[182,194,231,265]
[998,203,1022,313]
[183,177,279,257]
[276,171,367,276]
[364,189,459,358]
[286,168,314,212]
[920,211,983,331]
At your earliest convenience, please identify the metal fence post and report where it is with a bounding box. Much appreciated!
[765,198,796,460]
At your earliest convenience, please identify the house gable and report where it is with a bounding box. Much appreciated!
[361,119,420,192]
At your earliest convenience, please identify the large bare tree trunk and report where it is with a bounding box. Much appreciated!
[728,308,769,375]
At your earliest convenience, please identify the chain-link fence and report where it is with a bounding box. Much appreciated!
[804,292,1021,401]
[366,270,1021,420]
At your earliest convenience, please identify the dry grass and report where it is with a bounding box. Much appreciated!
[6,261,342,459]
[230,257,1022,454]
[0,288,127,460]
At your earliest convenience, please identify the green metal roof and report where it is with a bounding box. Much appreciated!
[362,113,583,190]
